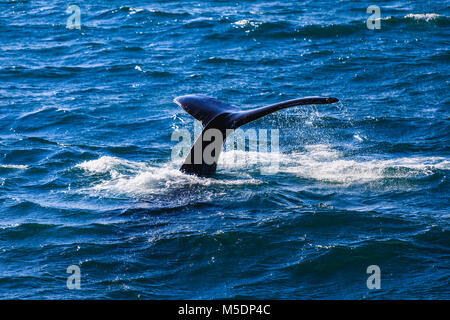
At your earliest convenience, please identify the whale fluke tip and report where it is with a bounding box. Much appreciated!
[328,97,339,103]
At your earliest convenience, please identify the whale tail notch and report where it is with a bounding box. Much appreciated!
[174,94,339,176]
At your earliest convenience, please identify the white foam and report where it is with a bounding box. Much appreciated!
[233,20,261,28]
[75,147,449,196]
[75,156,147,178]
[0,164,28,169]
[220,145,448,185]
[75,156,261,197]
[0,223,20,230]
[405,13,441,21]
[120,6,144,15]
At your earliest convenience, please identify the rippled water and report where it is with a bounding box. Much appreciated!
[0,1,449,299]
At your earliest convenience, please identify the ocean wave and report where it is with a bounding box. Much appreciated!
[0,223,20,230]
[404,13,442,22]
[119,6,190,18]
[205,20,361,40]
[95,6,190,20]
[1,65,104,79]
[206,13,449,41]
[75,156,148,177]
[75,156,262,197]
[0,164,28,170]
[383,13,449,26]
[74,145,448,198]
[233,19,263,28]
[222,145,448,184]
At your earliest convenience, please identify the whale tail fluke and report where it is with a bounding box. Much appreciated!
[174,94,339,176]
[174,95,240,128]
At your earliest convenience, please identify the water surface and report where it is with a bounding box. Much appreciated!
[0,0,449,299]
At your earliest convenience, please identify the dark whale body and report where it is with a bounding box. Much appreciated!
[174,94,339,176]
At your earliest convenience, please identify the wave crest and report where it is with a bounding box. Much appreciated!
[74,145,448,198]
[75,156,262,197]
[404,13,441,22]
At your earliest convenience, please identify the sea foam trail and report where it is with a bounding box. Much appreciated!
[381,13,448,24]
[404,13,441,21]
[0,164,29,169]
[221,145,448,184]
[75,146,448,196]
[75,156,262,197]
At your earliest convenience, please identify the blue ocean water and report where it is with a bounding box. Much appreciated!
[0,0,449,299]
